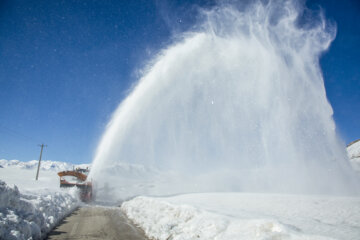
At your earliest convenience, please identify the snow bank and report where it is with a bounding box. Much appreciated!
[0,159,84,239]
[347,140,360,172]
[122,193,360,240]
[0,180,78,240]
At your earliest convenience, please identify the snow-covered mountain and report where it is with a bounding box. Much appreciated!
[347,139,360,172]
[0,159,90,172]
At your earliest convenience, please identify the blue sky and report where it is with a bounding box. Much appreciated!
[0,0,359,164]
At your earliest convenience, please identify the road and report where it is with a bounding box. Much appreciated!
[46,206,148,240]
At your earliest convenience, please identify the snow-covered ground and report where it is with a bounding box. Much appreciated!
[347,139,360,172]
[0,159,86,239]
[1,143,359,240]
[120,145,360,240]
[122,193,360,240]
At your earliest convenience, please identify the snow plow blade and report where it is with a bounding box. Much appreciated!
[57,168,93,202]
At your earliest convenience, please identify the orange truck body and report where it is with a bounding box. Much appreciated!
[57,169,93,202]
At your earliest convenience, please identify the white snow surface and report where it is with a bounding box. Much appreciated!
[0,159,89,172]
[347,140,360,172]
[0,159,85,239]
[122,193,360,240]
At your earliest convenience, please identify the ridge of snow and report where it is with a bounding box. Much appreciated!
[0,159,90,172]
[0,180,79,240]
[0,159,84,239]
[121,194,360,240]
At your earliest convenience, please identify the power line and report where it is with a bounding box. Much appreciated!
[0,123,39,143]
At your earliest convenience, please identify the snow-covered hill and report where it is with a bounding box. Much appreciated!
[347,139,360,172]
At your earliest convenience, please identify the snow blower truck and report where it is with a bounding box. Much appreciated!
[57,167,93,202]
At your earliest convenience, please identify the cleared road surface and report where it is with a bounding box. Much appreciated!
[47,206,148,240]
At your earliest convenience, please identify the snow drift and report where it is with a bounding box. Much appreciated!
[0,159,83,239]
[0,180,78,240]
[122,193,360,240]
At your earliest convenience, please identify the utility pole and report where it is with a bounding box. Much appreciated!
[35,144,47,180]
